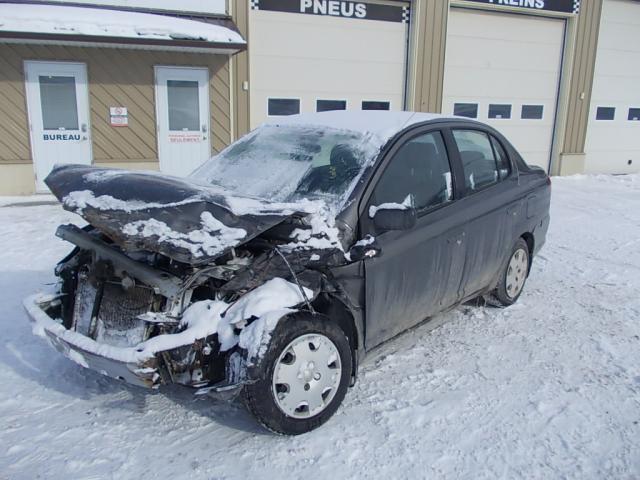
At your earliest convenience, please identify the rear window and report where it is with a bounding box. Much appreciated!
[453,130,500,192]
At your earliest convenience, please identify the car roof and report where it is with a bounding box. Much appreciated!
[263,110,475,144]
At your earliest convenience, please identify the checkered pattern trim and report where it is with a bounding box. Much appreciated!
[572,0,581,14]
[402,6,410,23]
[250,0,259,10]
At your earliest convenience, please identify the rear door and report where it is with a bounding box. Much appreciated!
[447,127,522,298]
[360,128,467,348]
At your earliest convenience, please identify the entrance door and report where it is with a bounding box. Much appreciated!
[24,61,92,192]
[155,66,210,177]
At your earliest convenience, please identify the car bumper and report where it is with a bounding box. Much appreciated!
[23,293,160,388]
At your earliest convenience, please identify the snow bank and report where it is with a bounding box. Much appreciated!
[25,278,312,367]
[0,3,245,45]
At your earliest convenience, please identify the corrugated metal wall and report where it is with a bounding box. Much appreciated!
[407,0,449,113]
[0,44,232,165]
[562,0,603,154]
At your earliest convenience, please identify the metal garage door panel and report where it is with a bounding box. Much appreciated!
[249,10,407,128]
[585,0,640,174]
[443,9,564,170]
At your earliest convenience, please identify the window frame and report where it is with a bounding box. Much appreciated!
[362,100,391,111]
[453,103,479,119]
[267,97,301,117]
[628,108,640,121]
[595,106,615,121]
[316,99,347,112]
[488,104,512,120]
[358,125,463,224]
[449,126,515,197]
[521,104,544,120]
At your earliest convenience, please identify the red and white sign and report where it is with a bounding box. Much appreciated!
[109,106,128,127]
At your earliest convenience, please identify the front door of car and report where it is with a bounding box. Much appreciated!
[359,129,468,348]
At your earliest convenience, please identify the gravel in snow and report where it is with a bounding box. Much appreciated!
[0,174,639,479]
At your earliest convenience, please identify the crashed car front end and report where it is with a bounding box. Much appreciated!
[24,165,343,392]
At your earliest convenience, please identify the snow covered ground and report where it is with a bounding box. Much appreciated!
[1,174,639,479]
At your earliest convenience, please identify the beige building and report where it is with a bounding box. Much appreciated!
[0,0,639,195]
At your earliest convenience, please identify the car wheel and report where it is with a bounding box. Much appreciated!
[242,313,352,435]
[491,238,530,306]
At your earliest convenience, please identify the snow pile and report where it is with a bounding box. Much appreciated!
[0,3,245,45]
[26,278,312,366]
[63,189,203,214]
[284,209,343,252]
[122,212,246,258]
[369,194,412,218]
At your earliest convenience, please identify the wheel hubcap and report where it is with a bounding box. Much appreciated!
[272,334,342,418]
[505,247,528,299]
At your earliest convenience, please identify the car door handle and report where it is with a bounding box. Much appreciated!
[447,231,465,245]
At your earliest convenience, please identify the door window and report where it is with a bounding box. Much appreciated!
[490,136,511,180]
[453,129,501,191]
[371,131,453,211]
[167,80,200,131]
[362,101,390,111]
[39,75,79,130]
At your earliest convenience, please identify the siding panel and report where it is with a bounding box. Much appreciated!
[0,44,232,164]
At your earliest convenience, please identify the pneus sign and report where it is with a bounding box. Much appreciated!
[250,0,410,23]
[464,0,581,14]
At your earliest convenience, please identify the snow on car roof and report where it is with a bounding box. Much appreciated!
[264,111,461,143]
[0,3,245,47]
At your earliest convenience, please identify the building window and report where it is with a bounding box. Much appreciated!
[628,108,640,121]
[521,105,544,120]
[362,101,390,111]
[454,103,478,119]
[596,107,615,120]
[488,104,511,119]
[317,100,346,112]
[167,80,200,131]
[39,75,79,130]
[268,98,300,116]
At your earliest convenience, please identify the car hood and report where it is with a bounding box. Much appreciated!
[46,164,312,265]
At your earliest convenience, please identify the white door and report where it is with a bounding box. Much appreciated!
[584,0,640,174]
[248,6,408,128]
[443,9,565,170]
[24,61,92,192]
[155,66,211,177]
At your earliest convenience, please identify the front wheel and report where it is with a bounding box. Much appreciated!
[242,313,352,435]
[491,238,530,306]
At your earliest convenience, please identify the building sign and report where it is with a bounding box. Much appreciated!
[109,106,128,127]
[463,0,580,14]
[250,0,410,23]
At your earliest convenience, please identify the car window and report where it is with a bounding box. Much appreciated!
[490,136,511,180]
[453,130,499,192]
[371,131,453,211]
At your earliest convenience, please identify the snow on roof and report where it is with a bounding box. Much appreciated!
[264,111,463,143]
[0,3,246,48]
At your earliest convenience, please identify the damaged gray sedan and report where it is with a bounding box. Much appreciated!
[25,111,550,434]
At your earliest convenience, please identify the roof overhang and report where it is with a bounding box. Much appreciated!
[0,2,247,54]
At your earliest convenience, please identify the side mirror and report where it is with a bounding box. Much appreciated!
[370,205,417,232]
[347,235,381,262]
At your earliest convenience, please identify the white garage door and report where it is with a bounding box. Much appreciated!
[248,2,409,129]
[443,8,565,170]
[584,0,640,174]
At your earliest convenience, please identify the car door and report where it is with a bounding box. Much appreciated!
[359,128,468,348]
[447,128,523,298]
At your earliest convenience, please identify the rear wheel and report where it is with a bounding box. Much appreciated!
[491,238,530,306]
[243,313,352,435]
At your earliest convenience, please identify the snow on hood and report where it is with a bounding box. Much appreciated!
[46,165,345,264]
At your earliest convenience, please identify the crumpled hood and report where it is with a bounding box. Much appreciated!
[46,164,310,265]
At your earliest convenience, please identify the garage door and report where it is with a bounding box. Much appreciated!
[584,0,640,174]
[248,1,409,129]
[443,8,565,170]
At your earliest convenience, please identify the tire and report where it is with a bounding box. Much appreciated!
[242,312,352,435]
[491,237,530,307]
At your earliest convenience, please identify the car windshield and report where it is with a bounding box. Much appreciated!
[191,124,375,209]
